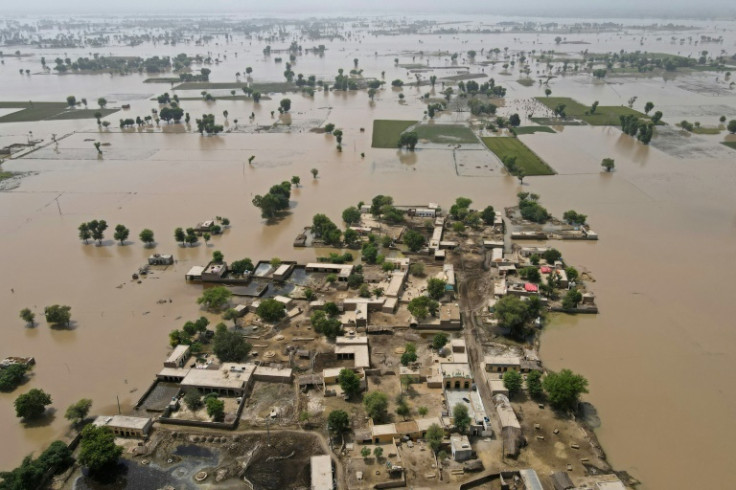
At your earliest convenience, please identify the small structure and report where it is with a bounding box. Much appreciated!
[254,365,293,384]
[493,394,523,457]
[382,297,398,314]
[310,455,334,490]
[519,469,544,490]
[489,379,509,397]
[202,262,227,281]
[272,263,294,281]
[483,240,504,249]
[180,363,256,396]
[194,220,215,233]
[408,207,437,218]
[450,434,473,461]
[385,270,407,298]
[93,415,153,438]
[148,253,174,265]
[551,471,575,490]
[484,355,521,373]
[439,303,462,330]
[0,357,35,369]
[185,265,205,281]
[334,336,370,368]
[441,362,473,389]
[273,295,294,309]
[164,345,191,369]
[450,339,466,353]
[306,263,354,281]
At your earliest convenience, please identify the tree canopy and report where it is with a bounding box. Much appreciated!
[44,305,71,327]
[15,389,52,420]
[363,391,389,423]
[213,324,252,362]
[407,296,439,320]
[427,278,447,300]
[452,403,471,433]
[403,229,426,252]
[425,423,444,453]
[65,398,92,424]
[327,409,350,434]
[256,298,286,322]
[542,369,589,411]
[503,370,523,395]
[197,286,232,310]
[252,181,292,219]
[338,369,362,399]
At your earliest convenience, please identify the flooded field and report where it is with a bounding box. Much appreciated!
[1,13,736,489]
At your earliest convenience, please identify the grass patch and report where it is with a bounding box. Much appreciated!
[0,102,117,123]
[536,96,649,126]
[371,120,417,148]
[530,117,586,126]
[0,171,14,182]
[690,126,722,135]
[441,73,488,81]
[143,77,181,83]
[721,141,736,150]
[415,124,478,144]
[398,64,426,69]
[516,78,535,87]
[481,137,555,176]
[514,126,555,135]
[173,82,296,93]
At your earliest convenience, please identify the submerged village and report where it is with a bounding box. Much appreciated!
[2,10,736,490]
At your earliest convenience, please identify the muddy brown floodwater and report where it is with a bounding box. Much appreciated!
[1,14,736,490]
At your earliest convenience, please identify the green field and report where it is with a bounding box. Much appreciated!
[415,124,478,144]
[516,78,535,87]
[536,97,649,126]
[721,141,736,150]
[482,137,555,176]
[173,82,296,93]
[143,77,181,84]
[690,126,722,135]
[530,117,586,126]
[514,126,555,135]
[0,102,118,123]
[371,120,417,148]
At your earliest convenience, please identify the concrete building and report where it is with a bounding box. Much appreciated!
[519,469,544,490]
[310,455,333,490]
[484,355,522,373]
[409,207,437,218]
[483,240,504,249]
[334,336,370,369]
[489,379,509,397]
[384,257,410,272]
[385,270,407,298]
[439,303,462,330]
[180,363,256,396]
[272,263,294,281]
[164,345,191,369]
[93,415,153,438]
[450,339,466,353]
[185,265,205,281]
[254,365,293,384]
[450,434,473,461]
[371,423,398,444]
[493,394,523,457]
[441,363,473,389]
[201,262,227,281]
[382,297,398,314]
[551,471,575,490]
[305,263,354,281]
[273,295,294,309]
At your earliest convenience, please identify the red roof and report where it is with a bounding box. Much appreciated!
[540,266,551,274]
[524,283,538,292]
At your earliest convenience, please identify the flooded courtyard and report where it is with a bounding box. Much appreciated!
[1,12,735,489]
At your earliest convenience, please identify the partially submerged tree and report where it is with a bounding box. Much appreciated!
[65,398,92,425]
[19,308,35,327]
[15,389,52,420]
[197,286,232,311]
[44,305,71,328]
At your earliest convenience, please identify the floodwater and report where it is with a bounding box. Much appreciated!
[1,14,736,489]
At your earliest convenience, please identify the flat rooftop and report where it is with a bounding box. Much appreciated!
[445,389,486,424]
[181,363,255,391]
[310,455,333,490]
[441,362,472,378]
[93,415,151,431]
[165,345,190,364]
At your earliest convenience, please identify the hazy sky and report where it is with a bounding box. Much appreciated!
[5,0,735,17]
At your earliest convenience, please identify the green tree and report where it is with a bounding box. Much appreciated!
[197,286,232,310]
[324,123,335,133]
[212,250,224,263]
[279,98,291,113]
[601,158,615,172]
[427,278,447,300]
[407,296,439,320]
[562,289,583,309]
[418,406,429,416]
[65,398,92,424]
[230,258,254,275]
[44,305,71,327]
[542,248,562,263]
[66,95,76,107]
[481,206,496,225]
[185,228,199,247]
[494,295,533,339]
[342,206,361,225]
[174,227,186,245]
[78,223,91,243]
[291,175,301,187]
[139,228,155,246]
[363,391,389,423]
[373,446,384,459]
[311,168,319,178]
[526,370,544,399]
[222,308,239,326]
[728,119,736,134]
[503,370,523,395]
[409,262,425,277]
[0,364,29,392]
[19,308,35,326]
[565,266,579,282]
[590,100,599,114]
[88,220,108,245]
[338,369,362,399]
[0,441,73,488]
[184,390,203,411]
[361,446,370,458]
[398,131,418,150]
[77,425,122,475]
[15,389,52,420]
[452,403,470,433]
[206,397,225,421]
[544,88,552,97]
[403,229,426,252]
[213,324,252,362]
[327,409,350,434]
[97,97,107,108]
[425,423,444,452]
[113,224,129,245]
[400,343,417,366]
[256,298,286,322]
[509,113,521,127]
[644,101,654,114]
[542,369,588,411]
[432,333,448,350]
